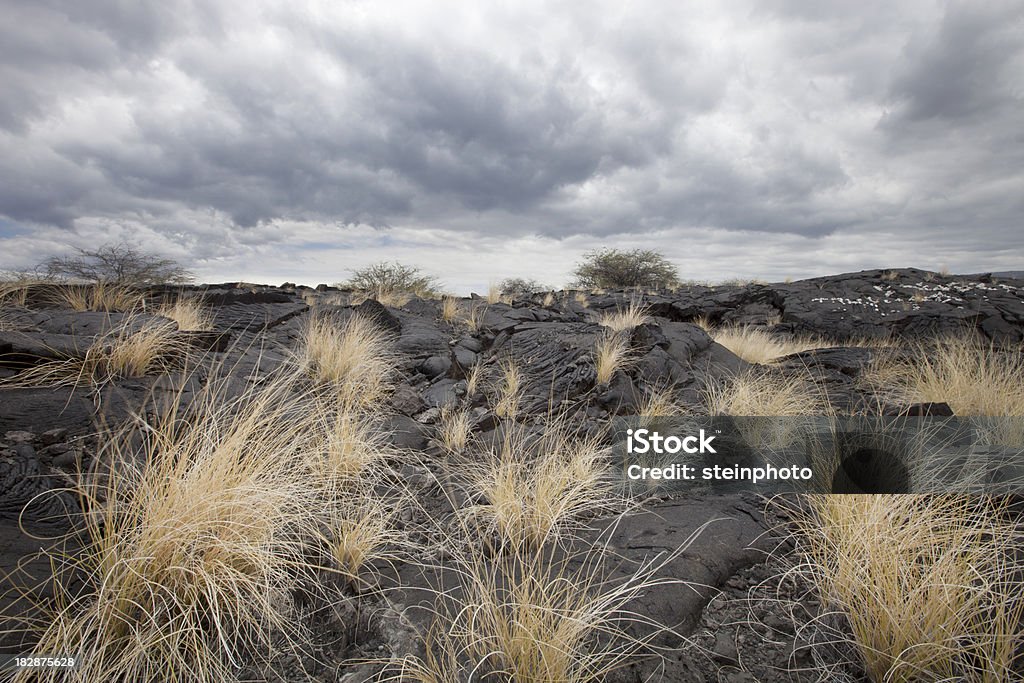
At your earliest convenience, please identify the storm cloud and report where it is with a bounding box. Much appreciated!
[1,0,1022,290]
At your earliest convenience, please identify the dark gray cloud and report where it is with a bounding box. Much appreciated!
[0,0,1021,287]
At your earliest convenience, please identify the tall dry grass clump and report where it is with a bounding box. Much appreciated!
[393,521,714,683]
[866,336,1024,417]
[2,316,186,389]
[709,325,797,364]
[437,406,474,454]
[793,495,1024,682]
[440,296,461,323]
[461,418,614,548]
[594,333,631,385]
[703,370,828,416]
[18,373,327,683]
[156,296,213,331]
[49,281,146,312]
[598,301,649,333]
[493,359,523,419]
[300,313,394,410]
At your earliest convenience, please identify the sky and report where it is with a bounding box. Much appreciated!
[1,0,1022,294]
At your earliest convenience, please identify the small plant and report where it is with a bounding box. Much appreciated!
[440,296,461,322]
[498,278,548,298]
[574,291,589,308]
[462,302,488,333]
[0,275,46,307]
[708,325,850,364]
[393,521,711,683]
[310,409,389,486]
[541,292,556,307]
[637,384,686,425]
[437,406,473,454]
[865,336,1024,418]
[465,362,485,398]
[593,333,630,384]
[572,248,679,290]
[691,315,714,332]
[486,283,503,304]
[327,490,405,589]
[493,359,523,419]
[598,300,649,333]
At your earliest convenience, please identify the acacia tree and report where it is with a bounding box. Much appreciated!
[572,248,679,289]
[41,243,193,286]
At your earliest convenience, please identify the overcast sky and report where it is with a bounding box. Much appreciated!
[1,0,1022,293]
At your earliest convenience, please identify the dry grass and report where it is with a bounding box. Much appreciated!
[692,315,714,333]
[0,277,45,307]
[440,296,461,323]
[574,291,589,308]
[2,316,186,389]
[17,373,326,682]
[636,385,686,425]
[709,326,801,364]
[393,517,714,683]
[437,406,474,454]
[309,409,390,486]
[326,488,405,589]
[594,333,630,385]
[598,301,649,333]
[703,370,828,416]
[461,419,613,548]
[363,287,412,308]
[465,362,485,398]
[493,359,523,419]
[156,296,213,331]
[542,292,556,307]
[49,281,146,312]
[299,313,394,411]
[793,495,1024,683]
[462,303,487,333]
[486,283,502,304]
[865,336,1024,417]
[709,325,890,364]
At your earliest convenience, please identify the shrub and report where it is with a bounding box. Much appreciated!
[40,242,193,285]
[344,261,440,298]
[498,278,549,297]
[572,248,679,290]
